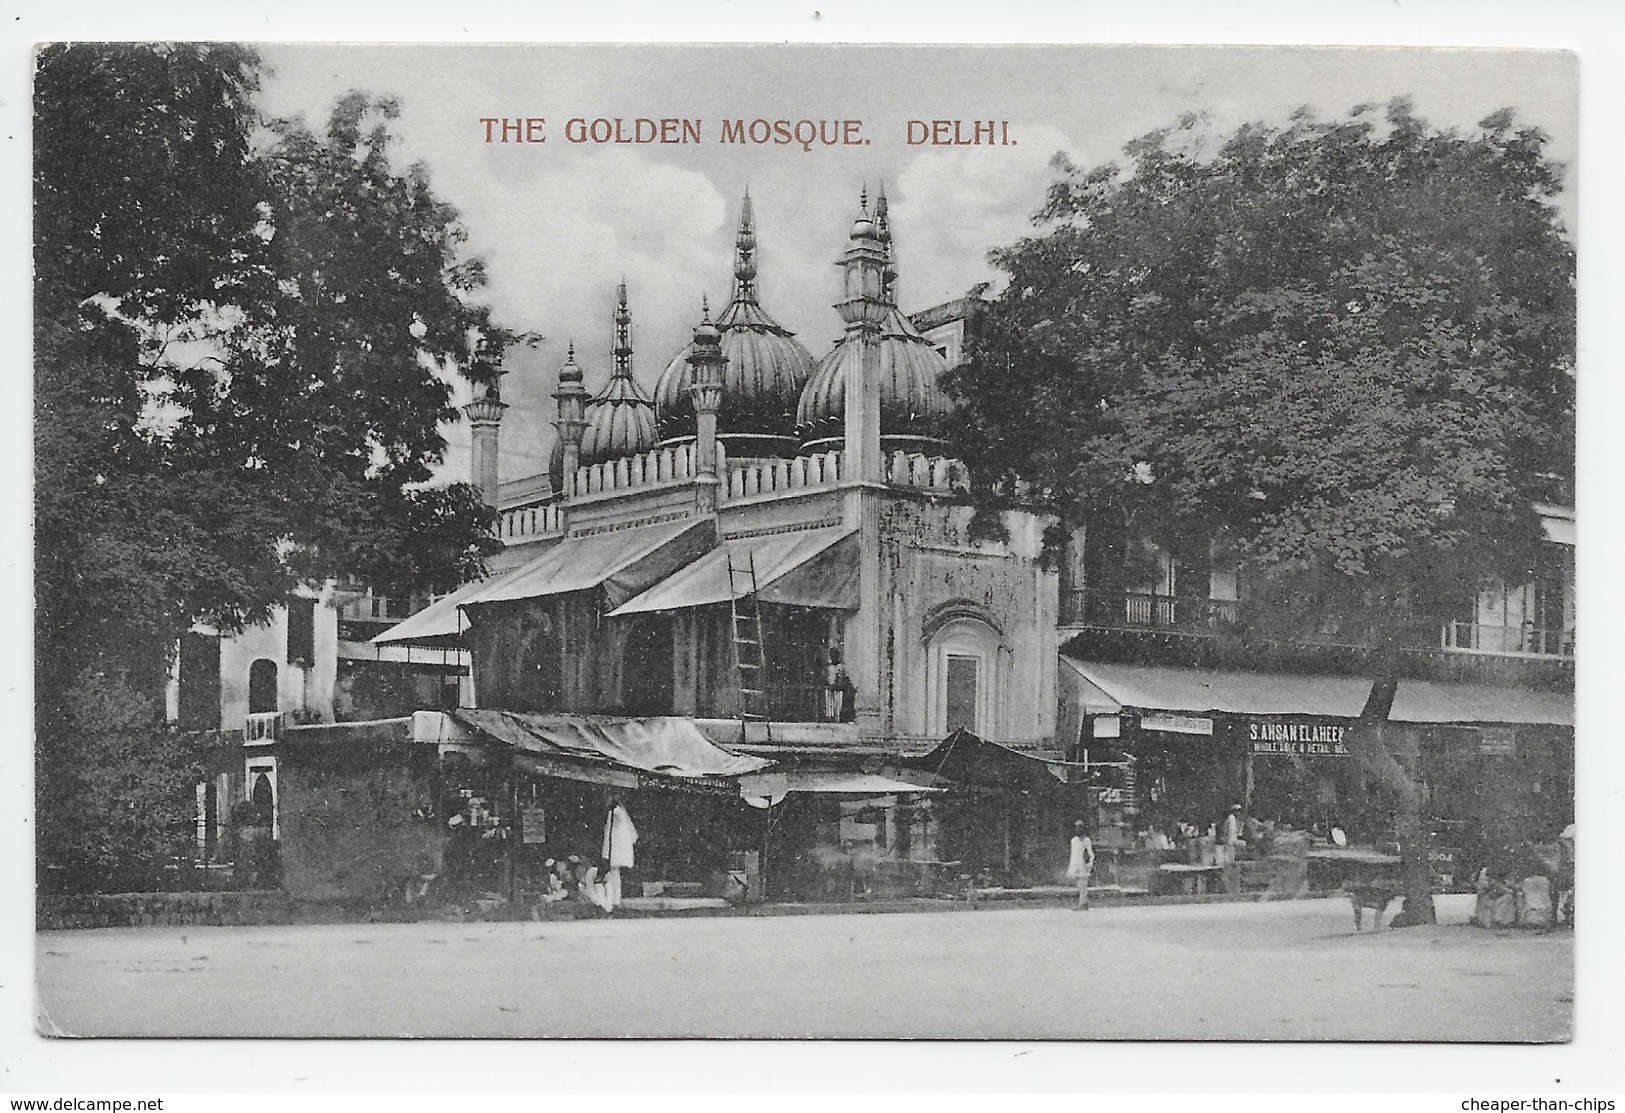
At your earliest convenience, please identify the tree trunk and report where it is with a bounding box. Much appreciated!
[1342,670,1437,927]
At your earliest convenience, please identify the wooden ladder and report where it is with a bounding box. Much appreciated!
[727,550,773,745]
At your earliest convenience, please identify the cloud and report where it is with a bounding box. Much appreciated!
[892,124,1085,308]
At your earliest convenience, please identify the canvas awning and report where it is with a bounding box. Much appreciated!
[609,527,858,616]
[451,707,773,777]
[372,560,546,648]
[783,771,942,795]
[906,729,1086,788]
[1059,657,1573,727]
[463,517,715,611]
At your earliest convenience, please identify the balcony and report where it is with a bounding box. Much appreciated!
[1061,589,1239,633]
[243,712,284,745]
[1059,589,1574,687]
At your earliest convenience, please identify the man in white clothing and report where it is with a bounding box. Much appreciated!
[601,803,638,911]
[1067,820,1095,911]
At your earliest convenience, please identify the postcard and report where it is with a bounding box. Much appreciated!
[28,35,1582,1069]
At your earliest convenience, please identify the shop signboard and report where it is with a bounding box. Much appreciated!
[1140,712,1214,736]
[1477,726,1517,757]
[1246,719,1350,757]
[1429,844,1465,891]
[520,805,547,844]
[637,771,741,797]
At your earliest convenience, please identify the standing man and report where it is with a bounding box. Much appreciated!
[1067,820,1096,911]
[1221,804,1243,863]
[601,801,638,912]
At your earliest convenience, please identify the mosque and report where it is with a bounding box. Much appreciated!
[371,187,1078,895]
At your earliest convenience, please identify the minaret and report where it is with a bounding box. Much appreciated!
[687,298,725,515]
[552,342,589,498]
[835,187,888,483]
[462,335,507,506]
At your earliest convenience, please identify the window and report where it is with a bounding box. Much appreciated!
[286,597,316,666]
[248,658,279,714]
[944,655,980,733]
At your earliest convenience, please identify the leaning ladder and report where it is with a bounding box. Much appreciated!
[727,551,773,746]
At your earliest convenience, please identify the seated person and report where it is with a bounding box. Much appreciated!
[539,858,571,903]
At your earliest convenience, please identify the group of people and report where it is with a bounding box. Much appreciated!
[538,803,640,914]
[1471,823,1574,930]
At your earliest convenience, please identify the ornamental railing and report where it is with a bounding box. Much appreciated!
[1061,589,1240,632]
[243,712,285,745]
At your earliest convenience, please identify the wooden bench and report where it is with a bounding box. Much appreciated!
[1156,863,1226,896]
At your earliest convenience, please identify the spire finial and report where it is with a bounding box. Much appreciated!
[876,183,898,306]
[612,282,634,381]
[859,182,869,214]
[733,193,759,303]
[702,293,711,320]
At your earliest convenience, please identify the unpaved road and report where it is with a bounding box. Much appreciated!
[35,894,1571,1040]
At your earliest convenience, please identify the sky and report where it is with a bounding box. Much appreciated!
[252,43,1578,488]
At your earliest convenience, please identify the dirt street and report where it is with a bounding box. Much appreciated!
[35,893,1571,1040]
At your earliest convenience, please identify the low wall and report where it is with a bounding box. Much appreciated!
[37,890,292,931]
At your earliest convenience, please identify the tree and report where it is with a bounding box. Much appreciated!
[946,100,1575,924]
[35,45,505,889]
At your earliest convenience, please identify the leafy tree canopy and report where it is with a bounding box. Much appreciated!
[947,99,1575,633]
[35,44,508,885]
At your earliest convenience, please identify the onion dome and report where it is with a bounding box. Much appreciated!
[579,282,658,466]
[654,193,816,457]
[796,186,954,454]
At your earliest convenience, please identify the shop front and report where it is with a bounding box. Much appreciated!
[903,729,1092,888]
[1058,657,1573,894]
[416,709,787,906]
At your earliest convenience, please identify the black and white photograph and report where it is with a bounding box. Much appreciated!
[10,5,1617,1099]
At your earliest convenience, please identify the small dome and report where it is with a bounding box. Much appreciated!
[653,195,816,456]
[580,383,657,467]
[795,305,954,453]
[558,343,584,384]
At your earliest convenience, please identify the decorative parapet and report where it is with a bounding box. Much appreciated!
[568,441,714,499]
[499,500,566,543]
[724,449,844,500]
[884,450,970,493]
[542,443,852,507]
